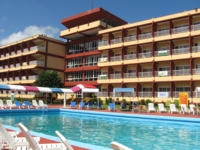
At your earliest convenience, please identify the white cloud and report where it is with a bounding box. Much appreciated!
[0,25,59,46]
[0,29,4,33]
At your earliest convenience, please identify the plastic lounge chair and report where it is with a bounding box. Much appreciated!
[193,107,200,115]
[70,102,76,108]
[23,100,32,109]
[0,123,40,150]
[87,101,93,109]
[120,102,127,110]
[14,101,22,109]
[79,102,85,109]
[32,100,39,109]
[18,123,66,150]
[148,103,156,112]
[0,99,5,109]
[189,104,196,115]
[180,104,191,114]
[0,123,19,138]
[108,103,116,111]
[39,100,48,109]
[169,104,179,114]
[132,102,139,112]
[158,103,167,113]
[6,100,16,109]
[55,131,74,150]
[110,141,132,150]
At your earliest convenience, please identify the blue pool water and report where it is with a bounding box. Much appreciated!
[0,109,200,149]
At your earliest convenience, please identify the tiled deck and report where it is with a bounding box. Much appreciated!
[3,104,200,150]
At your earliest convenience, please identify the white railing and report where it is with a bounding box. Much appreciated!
[10,64,14,68]
[124,35,137,42]
[23,48,29,52]
[29,60,45,66]
[124,92,136,97]
[5,53,10,57]
[15,77,20,81]
[138,32,152,40]
[3,78,7,82]
[172,26,189,34]
[154,92,171,98]
[9,77,13,81]
[110,92,121,97]
[4,65,8,69]
[123,73,137,78]
[84,61,97,66]
[191,24,200,31]
[110,56,121,62]
[138,92,152,97]
[16,63,20,67]
[30,46,45,51]
[98,40,109,47]
[98,92,108,97]
[124,54,137,60]
[192,46,200,53]
[110,74,121,79]
[193,91,200,98]
[0,66,3,70]
[154,50,170,57]
[17,50,22,54]
[154,30,170,37]
[173,69,191,76]
[98,57,108,63]
[138,52,152,58]
[192,69,200,75]
[173,92,191,98]
[28,75,38,80]
[154,70,171,77]
[21,76,26,80]
[111,38,122,45]
[11,52,15,55]
[1,54,4,58]
[173,47,190,55]
[139,71,152,78]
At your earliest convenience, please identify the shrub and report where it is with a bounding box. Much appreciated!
[145,99,152,106]
[108,97,113,103]
[140,99,145,105]
[174,99,179,108]
[105,98,109,105]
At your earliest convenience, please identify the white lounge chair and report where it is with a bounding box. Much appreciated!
[39,100,48,109]
[6,100,16,109]
[147,103,156,112]
[189,104,196,115]
[110,141,132,150]
[55,131,74,150]
[180,104,191,114]
[0,99,5,109]
[32,99,39,109]
[18,123,67,150]
[169,104,179,114]
[158,103,167,113]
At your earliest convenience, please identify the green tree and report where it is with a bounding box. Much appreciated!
[35,70,64,104]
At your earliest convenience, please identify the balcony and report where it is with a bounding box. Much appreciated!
[124,54,137,60]
[173,69,190,76]
[98,40,109,47]
[110,38,122,45]
[0,67,3,70]
[138,92,152,97]
[23,48,28,52]
[110,92,121,97]
[138,32,152,40]
[30,46,45,52]
[1,54,4,58]
[124,35,137,42]
[173,92,191,98]
[16,63,21,67]
[172,26,189,34]
[138,52,152,58]
[4,65,8,69]
[98,74,108,80]
[29,60,45,66]
[154,70,171,77]
[11,52,15,55]
[17,50,22,54]
[28,75,38,80]
[193,69,200,75]
[110,74,121,79]
[98,57,108,63]
[154,92,170,98]
[154,50,170,57]
[192,46,200,53]
[123,73,137,78]
[15,77,20,81]
[110,56,121,62]
[5,53,10,57]
[172,47,190,55]
[154,30,170,37]
[138,71,152,78]
[191,24,200,31]
[98,92,108,97]
[9,77,13,81]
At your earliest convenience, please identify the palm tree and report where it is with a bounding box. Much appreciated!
[35,70,64,104]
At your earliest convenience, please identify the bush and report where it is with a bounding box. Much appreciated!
[140,99,145,105]
[145,99,152,106]
[174,99,179,108]
[105,98,109,105]
[108,97,112,103]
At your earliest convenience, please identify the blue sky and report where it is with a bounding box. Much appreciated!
[0,0,199,46]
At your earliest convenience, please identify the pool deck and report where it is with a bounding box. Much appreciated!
[3,104,200,150]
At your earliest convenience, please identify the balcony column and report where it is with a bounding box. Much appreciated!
[169,20,173,35]
[190,81,194,99]
[152,62,157,77]
[136,27,141,40]
[121,65,127,79]
[170,61,175,76]
[170,40,174,55]
[121,47,127,60]
[189,36,193,53]
[136,83,141,97]
[82,72,84,81]
[108,84,113,97]
[190,57,194,75]
[170,82,175,98]
[152,82,157,97]
[122,28,127,43]
[26,55,30,65]
[152,42,156,57]
[108,66,114,79]
[27,41,30,51]
[136,45,141,59]
[152,21,156,37]
[188,14,192,31]
[82,57,85,67]
[108,49,114,62]
[108,33,114,45]
[136,64,141,78]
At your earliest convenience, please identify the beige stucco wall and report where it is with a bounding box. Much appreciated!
[48,42,65,56]
[112,32,121,38]
[192,16,200,24]
[47,56,65,70]
[173,18,188,26]
[156,22,169,30]
[174,39,189,45]
[140,26,151,33]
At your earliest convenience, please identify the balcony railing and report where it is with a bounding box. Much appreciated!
[138,52,152,58]
[154,30,170,37]
[173,92,191,98]
[4,65,8,69]
[111,38,122,45]
[30,46,45,51]
[124,54,137,60]
[191,24,200,31]
[138,92,152,97]
[21,76,26,80]
[173,69,190,76]
[1,54,4,58]
[124,35,137,42]
[139,71,152,78]
[29,60,45,66]
[98,92,108,97]
[9,77,13,81]
[98,40,109,47]
[98,57,108,63]
[124,92,136,97]
[110,74,121,79]
[138,32,152,40]
[192,69,200,75]
[154,92,170,98]
[0,67,2,70]
[173,47,190,55]
[172,26,189,34]
[110,92,121,97]
[11,52,15,55]
[123,73,137,78]
[193,91,200,98]
[23,48,29,52]
[84,61,98,66]
[28,75,38,80]
[16,63,21,67]
[154,50,170,57]
[17,50,22,54]
[15,77,20,81]
[98,74,108,80]
[192,46,200,53]
[3,78,7,82]
[110,56,121,62]
[6,53,10,57]
[154,70,171,77]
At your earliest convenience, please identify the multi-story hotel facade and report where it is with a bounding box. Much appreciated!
[1,7,200,102]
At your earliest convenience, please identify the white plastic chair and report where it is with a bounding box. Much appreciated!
[32,100,39,109]
[38,100,48,109]
[18,123,66,150]
[158,103,167,113]
[0,99,5,109]
[180,104,191,114]
[6,100,16,109]
[169,104,179,114]
[189,104,196,114]
[110,141,132,150]
[148,103,156,112]
[55,131,74,150]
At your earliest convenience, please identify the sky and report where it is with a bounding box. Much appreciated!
[0,0,199,46]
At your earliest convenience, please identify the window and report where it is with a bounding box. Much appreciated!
[142,88,152,91]
[176,87,190,91]
[159,87,170,92]
[158,28,169,31]
[175,65,190,70]
[158,47,169,51]
[174,45,189,49]
[142,68,152,72]
[102,88,107,92]
[128,70,136,73]
[194,22,200,25]
[159,67,170,71]
[114,70,121,74]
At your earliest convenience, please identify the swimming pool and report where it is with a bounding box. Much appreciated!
[1,109,200,150]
